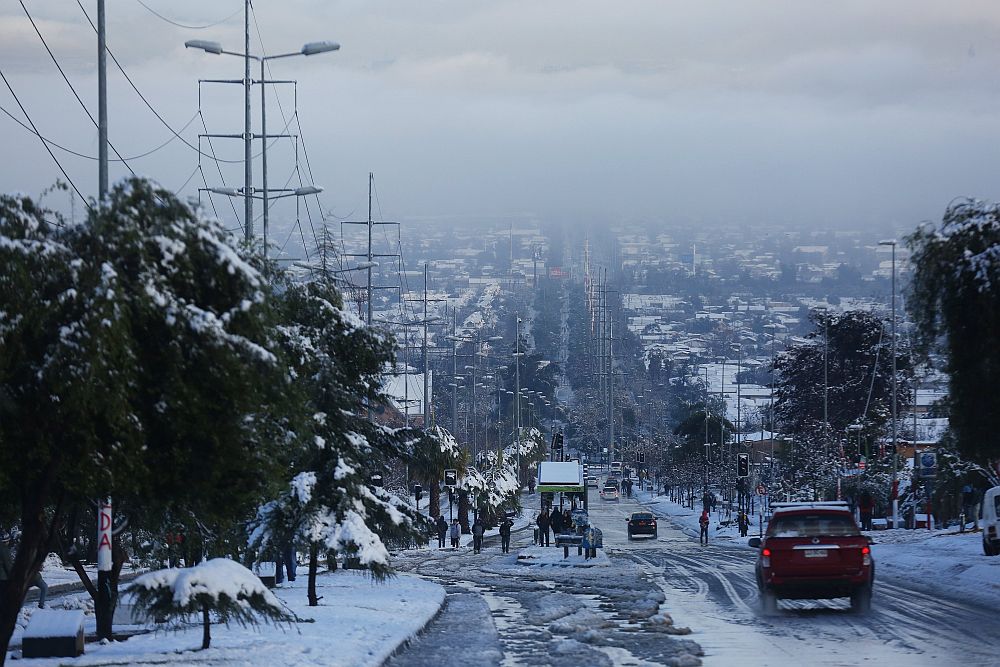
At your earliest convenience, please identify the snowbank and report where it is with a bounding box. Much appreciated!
[9,570,445,666]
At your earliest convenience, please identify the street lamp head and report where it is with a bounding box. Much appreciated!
[878,239,897,246]
[208,186,241,197]
[301,41,340,56]
[185,40,223,55]
[294,185,323,196]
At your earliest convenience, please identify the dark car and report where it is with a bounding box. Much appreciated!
[750,502,874,614]
[627,512,657,539]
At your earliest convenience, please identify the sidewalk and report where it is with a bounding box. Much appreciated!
[8,570,445,666]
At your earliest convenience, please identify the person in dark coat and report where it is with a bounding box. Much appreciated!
[449,518,461,548]
[536,510,551,547]
[737,511,750,538]
[550,509,564,535]
[436,515,449,548]
[499,518,513,554]
[472,518,485,553]
[859,490,874,531]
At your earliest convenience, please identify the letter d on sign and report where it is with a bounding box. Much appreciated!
[98,499,112,572]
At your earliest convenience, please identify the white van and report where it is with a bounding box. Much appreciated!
[610,461,622,474]
[982,486,1000,556]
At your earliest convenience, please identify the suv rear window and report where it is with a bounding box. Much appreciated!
[768,513,860,538]
[631,513,653,520]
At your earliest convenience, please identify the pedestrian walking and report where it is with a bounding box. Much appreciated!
[499,518,513,554]
[859,490,874,531]
[472,518,485,554]
[699,510,710,546]
[536,510,551,547]
[738,511,750,538]
[436,515,449,549]
[449,518,461,548]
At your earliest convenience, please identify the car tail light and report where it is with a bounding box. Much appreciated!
[761,548,771,568]
[861,545,871,566]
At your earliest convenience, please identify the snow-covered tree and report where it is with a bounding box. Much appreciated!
[0,180,282,658]
[908,200,1000,465]
[408,426,466,519]
[249,278,427,607]
[129,558,292,650]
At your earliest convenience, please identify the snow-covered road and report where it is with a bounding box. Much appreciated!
[592,490,1000,667]
[394,486,1000,667]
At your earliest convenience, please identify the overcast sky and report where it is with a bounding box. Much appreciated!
[3,0,1000,237]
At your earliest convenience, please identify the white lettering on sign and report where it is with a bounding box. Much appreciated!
[97,499,112,572]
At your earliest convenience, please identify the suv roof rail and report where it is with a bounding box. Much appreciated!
[770,501,850,510]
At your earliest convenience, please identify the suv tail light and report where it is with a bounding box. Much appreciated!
[861,545,871,566]
[761,548,771,568]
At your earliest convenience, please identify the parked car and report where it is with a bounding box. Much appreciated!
[981,486,1000,556]
[749,501,874,614]
[587,475,599,488]
[600,484,620,501]
[627,512,657,539]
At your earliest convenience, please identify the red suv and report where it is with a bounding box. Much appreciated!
[749,502,874,614]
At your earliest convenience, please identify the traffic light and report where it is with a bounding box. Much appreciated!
[639,452,645,464]
[370,474,383,487]
[737,453,749,478]
[413,484,422,503]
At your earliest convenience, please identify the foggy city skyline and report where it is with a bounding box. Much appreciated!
[3,0,1000,238]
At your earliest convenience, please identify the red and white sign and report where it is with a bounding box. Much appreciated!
[97,499,112,572]
[756,484,766,496]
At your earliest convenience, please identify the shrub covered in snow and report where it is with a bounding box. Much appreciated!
[129,558,292,650]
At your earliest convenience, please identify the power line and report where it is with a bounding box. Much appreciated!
[19,0,136,178]
[76,0,249,166]
[135,0,242,30]
[0,103,199,162]
[0,67,90,208]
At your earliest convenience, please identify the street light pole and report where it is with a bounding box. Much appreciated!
[880,239,899,527]
[184,35,338,253]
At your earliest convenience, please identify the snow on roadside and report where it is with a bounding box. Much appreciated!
[10,570,444,666]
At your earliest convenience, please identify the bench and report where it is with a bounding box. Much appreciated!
[22,609,85,658]
[554,533,584,558]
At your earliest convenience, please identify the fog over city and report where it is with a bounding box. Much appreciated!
[3,0,1000,231]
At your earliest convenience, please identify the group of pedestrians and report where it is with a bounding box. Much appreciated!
[534,507,576,546]
[434,515,513,553]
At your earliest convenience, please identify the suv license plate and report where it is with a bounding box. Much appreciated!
[804,549,828,558]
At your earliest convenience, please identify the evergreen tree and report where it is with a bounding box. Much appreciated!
[908,200,1000,465]
[0,179,282,659]
[249,277,427,607]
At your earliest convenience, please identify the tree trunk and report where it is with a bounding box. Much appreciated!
[201,605,211,650]
[429,483,440,519]
[307,544,319,607]
[0,469,62,666]
[458,491,470,533]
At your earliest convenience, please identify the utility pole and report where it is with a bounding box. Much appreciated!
[423,263,430,426]
[515,314,522,485]
[452,308,459,435]
[367,173,373,325]
[96,0,112,642]
[97,0,108,201]
[341,174,399,323]
[243,0,252,242]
